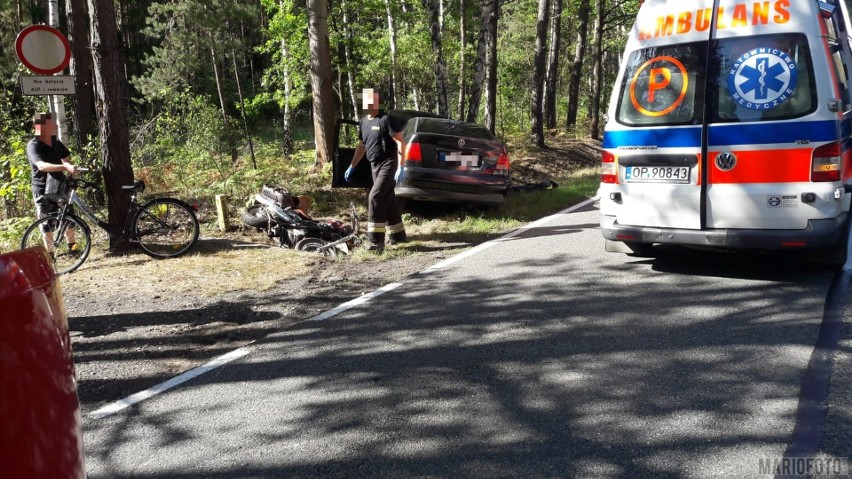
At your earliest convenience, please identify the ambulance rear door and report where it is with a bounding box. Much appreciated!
[606,0,716,230]
[705,1,836,231]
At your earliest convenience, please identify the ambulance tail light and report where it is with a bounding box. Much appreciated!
[404,142,422,164]
[812,142,842,182]
[601,151,617,184]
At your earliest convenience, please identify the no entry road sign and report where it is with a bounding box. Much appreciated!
[15,25,71,75]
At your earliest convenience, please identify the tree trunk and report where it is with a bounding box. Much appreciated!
[424,0,448,117]
[211,47,228,125]
[279,0,293,154]
[566,0,590,128]
[65,0,97,147]
[531,0,549,146]
[342,0,358,119]
[589,0,604,140]
[543,0,563,129]
[384,0,398,109]
[307,0,336,166]
[466,0,493,123]
[232,51,256,168]
[483,0,498,132]
[211,46,238,161]
[87,0,134,248]
[456,0,466,120]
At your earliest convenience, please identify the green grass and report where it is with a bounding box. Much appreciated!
[499,167,599,222]
[346,166,600,261]
[1,130,601,258]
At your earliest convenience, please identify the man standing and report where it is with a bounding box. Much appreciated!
[345,88,407,251]
[26,112,78,251]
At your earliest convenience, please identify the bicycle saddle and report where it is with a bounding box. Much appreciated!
[122,180,146,192]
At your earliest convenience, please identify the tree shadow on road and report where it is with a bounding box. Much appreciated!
[82,244,844,478]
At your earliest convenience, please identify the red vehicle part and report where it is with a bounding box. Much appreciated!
[0,247,84,478]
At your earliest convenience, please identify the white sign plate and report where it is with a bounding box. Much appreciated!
[21,76,76,95]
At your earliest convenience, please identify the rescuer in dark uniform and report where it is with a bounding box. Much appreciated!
[345,88,407,251]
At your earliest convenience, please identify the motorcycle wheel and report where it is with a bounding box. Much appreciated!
[295,237,338,258]
[241,205,268,228]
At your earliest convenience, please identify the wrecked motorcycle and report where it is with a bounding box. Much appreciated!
[242,185,359,256]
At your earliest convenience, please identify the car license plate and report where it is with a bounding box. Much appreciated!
[625,166,690,184]
[441,151,479,168]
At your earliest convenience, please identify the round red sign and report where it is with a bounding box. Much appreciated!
[15,25,71,75]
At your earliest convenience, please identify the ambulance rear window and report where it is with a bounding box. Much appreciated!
[616,42,705,127]
[615,35,817,127]
[713,34,816,122]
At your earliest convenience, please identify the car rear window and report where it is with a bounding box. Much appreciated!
[414,118,495,140]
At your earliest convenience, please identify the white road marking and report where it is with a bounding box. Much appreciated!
[89,347,253,419]
[422,197,598,273]
[88,197,599,419]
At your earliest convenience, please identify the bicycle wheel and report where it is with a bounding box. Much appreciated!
[133,198,200,258]
[21,214,92,274]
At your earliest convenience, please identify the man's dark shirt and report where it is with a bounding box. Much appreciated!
[358,113,398,162]
[26,136,70,195]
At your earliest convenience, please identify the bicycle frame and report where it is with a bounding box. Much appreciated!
[64,188,140,239]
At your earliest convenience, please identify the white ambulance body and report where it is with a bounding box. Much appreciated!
[600,0,852,258]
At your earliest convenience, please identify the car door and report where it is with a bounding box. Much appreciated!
[332,119,372,188]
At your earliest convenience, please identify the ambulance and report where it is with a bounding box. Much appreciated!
[599,0,852,261]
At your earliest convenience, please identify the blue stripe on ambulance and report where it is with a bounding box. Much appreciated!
[603,120,841,149]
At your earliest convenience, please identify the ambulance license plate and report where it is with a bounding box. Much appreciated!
[625,166,690,184]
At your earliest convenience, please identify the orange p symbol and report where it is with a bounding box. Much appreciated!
[647,68,671,102]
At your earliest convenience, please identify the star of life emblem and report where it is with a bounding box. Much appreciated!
[727,47,797,111]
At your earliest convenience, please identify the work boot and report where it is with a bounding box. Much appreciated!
[387,231,408,245]
[366,242,384,253]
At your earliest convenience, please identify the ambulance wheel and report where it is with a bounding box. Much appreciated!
[625,241,654,257]
[807,233,849,265]
[295,237,338,258]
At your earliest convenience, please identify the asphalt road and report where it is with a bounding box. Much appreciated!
[82,200,852,478]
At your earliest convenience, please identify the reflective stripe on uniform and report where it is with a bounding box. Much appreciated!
[387,222,405,234]
[367,222,387,233]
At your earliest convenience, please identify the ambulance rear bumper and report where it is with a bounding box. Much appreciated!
[600,214,848,250]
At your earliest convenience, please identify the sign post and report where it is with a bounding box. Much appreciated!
[15,24,72,139]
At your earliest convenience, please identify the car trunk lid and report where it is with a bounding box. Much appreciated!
[406,132,505,174]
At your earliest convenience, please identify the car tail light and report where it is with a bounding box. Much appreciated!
[405,142,422,164]
[497,147,510,175]
[602,150,618,184]
[812,142,842,182]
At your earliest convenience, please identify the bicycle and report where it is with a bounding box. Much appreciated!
[21,170,200,274]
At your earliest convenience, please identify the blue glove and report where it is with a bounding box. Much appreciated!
[344,165,354,182]
[395,166,405,184]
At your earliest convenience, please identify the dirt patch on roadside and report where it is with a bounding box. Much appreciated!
[66,243,447,414]
[66,136,601,415]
